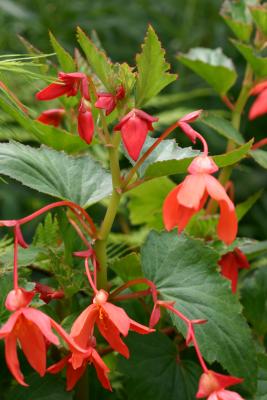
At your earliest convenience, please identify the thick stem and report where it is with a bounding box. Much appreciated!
[95,134,122,289]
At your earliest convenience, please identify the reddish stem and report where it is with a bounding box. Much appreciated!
[221,95,235,111]
[193,131,209,156]
[84,257,98,294]
[68,217,91,248]
[110,278,158,303]
[252,138,267,150]
[13,228,19,290]
[112,289,151,302]
[191,332,209,373]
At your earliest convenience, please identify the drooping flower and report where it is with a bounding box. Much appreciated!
[218,248,250,293]
[77,100,94,144]
[36,72,89,101]
[71,289,153,358]
[196,370,244,400]
[114,108,158,161]
[95,85,125,116]
[249,80,267,120]
[163,155,238,244]
[48,334,111,391]
[0,288,85,386]
[37,108,65,127]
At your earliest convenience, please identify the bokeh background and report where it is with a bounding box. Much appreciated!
[0,0,266,240]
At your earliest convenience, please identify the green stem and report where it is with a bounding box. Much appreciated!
[206,64,253,215]
[95,134,122,289]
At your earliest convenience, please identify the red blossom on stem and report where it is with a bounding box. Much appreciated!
[95,85,125,116]
[249,80,267,120]
[37,108,65,127]
[163,112,238,244]
[114,108,158,161]
[36,72,89,101]
[196,370,244,400]
[34,283,64,304]
[218,248,250,293]
[77,99,94,144]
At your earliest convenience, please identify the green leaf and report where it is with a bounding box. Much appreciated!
[241,266,267,335]
[239,240,267,260]
[141,231,256,392]
[250,5,267,36]
[232,40,267,77]
[146,88,214,109]
[6,373,72,400]
[255,353,267,400]
[0,94,88,154]
[127,177,175,229]
[110,253,143,284]
[0,246,46,271]
[220,0,254,42]
[33,213,60,247]
[236,190,263,221]
[118,332,201,400]
[250,149,267,169]
[77,27,115,91]
[199,111,244,144]
[177,47,237,94]
[138,138,252,179]
[49,32,76,72]
[135,25,177,106]
[0,141,112,207]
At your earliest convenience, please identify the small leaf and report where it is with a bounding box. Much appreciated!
[135,25,177,107]
[49,32,76,72]
[250,149,267,169]
[33,213,60,247]
[199,111,244,144]
[0,141,112,207]
[213,139,253,167]
[77,27,115,91]
[236,190,263,221]
[241,265,267,335]
[118,332,201,400]
[232,40,267,77]
[220,0,254,42]
[177,47,237,94]
[250,4,267,36]
[141,231,257,392]
[127,177,175,229]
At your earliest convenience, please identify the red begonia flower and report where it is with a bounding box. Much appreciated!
[37,108,65,127]
[163,155,238,244]
[114,108,158,161]
[249,80,267,120]
[95,85,125,116]
[78,100,94,144]
[0,288,85,386]
[34,282,64,304]
[48,343,111,391]
[70,289,153,358]
[218,248,250,293]
[196,370,243,400]
[36,72,89,101]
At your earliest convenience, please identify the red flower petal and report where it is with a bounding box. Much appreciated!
[121,116,149,161]
[78,105,94,144]
[249,89,267,120]
[177,174,206,209]
[97,317,129,358]
[102,303,130,336]
[91,349,112,391]
[163,185,182,231]
[5,333,28,386]
[36,82,70,101]
[23,308,59,345]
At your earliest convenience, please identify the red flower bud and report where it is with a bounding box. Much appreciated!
[78,101,94,145]
[37,108,65,127]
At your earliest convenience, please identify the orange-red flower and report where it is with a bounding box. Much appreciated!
[249,80,267,120]
[77,100,94,144]
[36,72,89,101]
[37,108,65,127]
[114,108,158,161]
[219,248,249,293]
[95,85,125,116]
[163,155,238,244]
[196,370,244,400]
[71,289,153,358]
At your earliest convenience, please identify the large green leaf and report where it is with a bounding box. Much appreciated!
[119,332,201,400]
[0,95,88,154]
[135,25,177,106]
[239,240,267,260]
[0,141,112,207]
[77,27,115,91]
[199,112,244,144]
[141,231,256,392]
[6,373,72,400]
[127,177,175,229]
[241,266,267,335]
[232,40,267,77]
[177,47,237,94]
[250,149,267,169]
[49,32,76,72]
[255,354,267,400]
[137,138,252,179]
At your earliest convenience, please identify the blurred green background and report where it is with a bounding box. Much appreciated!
[0,0,266,240]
